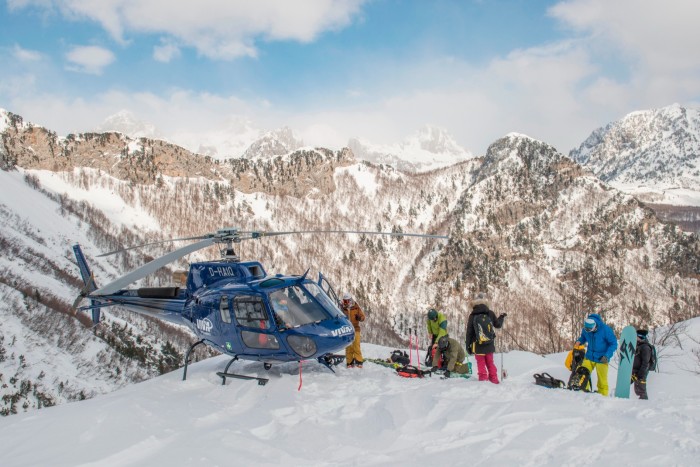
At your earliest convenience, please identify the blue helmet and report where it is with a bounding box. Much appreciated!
[584,318,597,332]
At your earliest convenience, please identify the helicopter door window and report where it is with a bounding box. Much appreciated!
[232,295,269,329]
[232,295,279,350]
[219,295,231,324]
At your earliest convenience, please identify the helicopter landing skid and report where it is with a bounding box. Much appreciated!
[216,356,269,386]
[216,371,269,386]
[318,353,346,373]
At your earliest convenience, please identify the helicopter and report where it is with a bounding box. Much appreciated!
[72,227,447,385]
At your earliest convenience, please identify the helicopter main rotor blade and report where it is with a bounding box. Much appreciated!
[97,235,210,257]
[245,230,448,240]
[91,238,215,296]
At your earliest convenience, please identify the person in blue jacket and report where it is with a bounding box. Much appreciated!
[574,313,618,396]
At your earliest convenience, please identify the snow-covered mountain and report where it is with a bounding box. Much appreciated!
[0,318,699,466]
[349,124,474,172]
[570,104,700,207]
[1,109,699,418]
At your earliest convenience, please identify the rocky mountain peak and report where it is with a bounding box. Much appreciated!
[242,126,304,159]
[409,124,465,156]
[569,104,700,188]
[95,110,162,140]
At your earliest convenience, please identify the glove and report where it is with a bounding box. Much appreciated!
[431,367,438,372]
[631,374,638,382]
[444,370,451,378]
[600,356,608,364]
[499,313,507,319]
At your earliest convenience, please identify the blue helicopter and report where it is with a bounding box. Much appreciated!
[72,228,447,385]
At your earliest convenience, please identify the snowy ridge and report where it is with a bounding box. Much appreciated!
[570,104,700,206]
[0,318,699,465]
[348,125,474,172]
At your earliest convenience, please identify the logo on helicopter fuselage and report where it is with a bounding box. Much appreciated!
[331,325,353,337]
[196,318,213,333]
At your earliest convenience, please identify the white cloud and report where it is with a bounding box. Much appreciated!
[12,44,42,61]
[13,0,368,60]
[65,45,115,74]
[153,40,180,63]
[549,0,700,73]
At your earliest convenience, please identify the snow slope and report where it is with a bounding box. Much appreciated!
[1,319,699,466]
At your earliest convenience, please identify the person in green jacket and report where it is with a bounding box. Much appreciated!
[426,308,448,365]
[433,336,469,377]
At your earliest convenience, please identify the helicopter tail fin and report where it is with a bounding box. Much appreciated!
[72,244,101,325]
[73,244,98,292]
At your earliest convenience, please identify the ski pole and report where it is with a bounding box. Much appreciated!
[500,331,507,380]
[415,328,421,371]
[408,327,413,366]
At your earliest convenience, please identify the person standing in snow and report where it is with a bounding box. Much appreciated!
[631,329,653,400]
[426,308,448,365]
[341,292,366,368]
[465,292,506,384]
[433,336,470,378]
[574,313,618,396]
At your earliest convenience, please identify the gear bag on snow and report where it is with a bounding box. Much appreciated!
[533,372,566,389]
[396,364,432,378]
[473,313,496,345]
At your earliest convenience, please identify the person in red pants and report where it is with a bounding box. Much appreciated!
[464,292,507,384]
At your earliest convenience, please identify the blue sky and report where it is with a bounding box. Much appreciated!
[1,0,699,156]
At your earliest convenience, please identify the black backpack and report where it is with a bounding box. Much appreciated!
[473,313,496,345]
[389,350,410,366]
[567,366,592,392]
[643,342,658,372]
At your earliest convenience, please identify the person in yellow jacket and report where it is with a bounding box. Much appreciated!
[342,292,366,368]
[426,308,448,364]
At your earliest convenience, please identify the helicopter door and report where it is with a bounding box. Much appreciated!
[231,295,280,350]
[318,272,341,308]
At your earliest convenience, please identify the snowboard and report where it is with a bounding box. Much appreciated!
[614,325,637,398]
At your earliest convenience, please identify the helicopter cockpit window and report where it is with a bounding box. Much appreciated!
[269,285,329,328]
[232,295,269,329]
[219,295,231,324]
[304,282,344,319]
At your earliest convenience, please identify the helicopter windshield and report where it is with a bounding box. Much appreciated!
[269,283,340,328]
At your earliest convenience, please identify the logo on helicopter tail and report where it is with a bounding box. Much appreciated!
[331,325,353,337]
[196,318,213,334]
